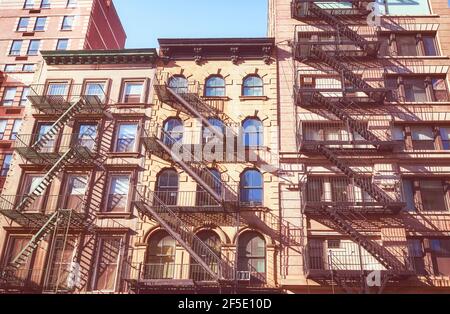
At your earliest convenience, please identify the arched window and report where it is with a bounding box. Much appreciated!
[190,230,221,281]
[240,169,263,206]
[203,118,225,145]
[205,76,225,97]
[168,75,188,94]
[243,118,263,148]
[196,168,222,206]
[162,118,183,148]
[145,231,176,279]
[156,169,179,206]
[243,75,263,96]
[238,231,266,283]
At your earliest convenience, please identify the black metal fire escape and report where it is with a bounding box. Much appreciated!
[292,0,414,292]
[0,84,105,289]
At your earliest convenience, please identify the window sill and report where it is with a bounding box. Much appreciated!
[112,103,151,109]
[239,96,268,101]
[107,152,141,158]
[96,212,132,219]
[201,96,230,101]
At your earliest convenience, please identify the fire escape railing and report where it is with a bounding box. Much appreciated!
[132,185,236,283]
[292,0,415,286]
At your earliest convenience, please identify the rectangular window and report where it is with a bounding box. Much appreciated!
[404,78,428,102]
[407,239,427,275]
[23,64,35,72]
[420,180,447,212]
[10,40,23,56]
[56,39,69,51]
[105,175,131,213]
[4,236,34,283]
[20,174,45,212]
[411,126,435,150]
[397,35,417,56]
[403,180,416,212]
[40,0,50,9]
[93,237,121,291]
[430,239,450,276]
[431,78,449,102]
[114,123,138,153]
[34,17,47,31]
[36,123,55,151]
[62,175,87,210]
[67,0,77,8]
[4,65,18,73]
[11,120,22,140]
[46,237,76,291]
[440,127,450,150]
[46,82,69,98]
[122,82,144,103]
[24,0,34,9]
[84,81,106,102]
[0,120,7,140]
[61,16,74,30]
[17,17,30,31]
[20,87,30,106]
[1,154,13,176]
[384,0,431,15]
[423,35,438,56]
[27,40,40,56]
[2,87,17,106]
[75,124,97,150]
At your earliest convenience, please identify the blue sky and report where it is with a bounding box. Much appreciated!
[114,0,268,49]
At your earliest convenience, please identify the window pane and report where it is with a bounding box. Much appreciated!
[115,124,138,152]
[385,0,431,15]
[397,36,417,56]
[123,82,143,103]
[423,36,438,56]
[107,176,130,212]
[440,128,450,150]
[404,79,427,102]
[420,181,447,211]
[94,238,121,291]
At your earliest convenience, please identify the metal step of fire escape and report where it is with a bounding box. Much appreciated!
[32,99,85,151]
[1,211,60,279]
[310,93,382,145]
[15,149,78,212]
[166,88,235,140]
[311,46,384,101]
[309,2,378,56]
[325,210,408,272]
[150,129,238,210]
[134,189,234,282]
[317,145,401,210]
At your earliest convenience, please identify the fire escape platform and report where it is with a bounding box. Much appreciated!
[304,203,405,215]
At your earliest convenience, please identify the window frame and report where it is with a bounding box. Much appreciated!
[242,75,264,97]
[104,173,132,213]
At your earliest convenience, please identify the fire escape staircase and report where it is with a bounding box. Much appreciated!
[133,188,235,283]
[325,210,412,274]
[143,129,238,211]
[308,2,378,55]
[31,99,86,151]
[0,211,60,281]
[308,92,393,149]
[13,150,80,213]
[317,145,403,212]
[310,46,384,101]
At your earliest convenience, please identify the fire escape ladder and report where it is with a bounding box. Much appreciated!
[325,210,407,272]
[14,149,77,212]
[317,145,397,206]
[152,129,238,209]
[311,93,381,144]
[311,46,383,101]
[166,88,229,140]
[32,99,85,151]
[308,2,378,55]
[1,211,60,279]
[134,188,234,281]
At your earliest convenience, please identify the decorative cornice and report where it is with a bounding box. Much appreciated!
[41,49,158,65]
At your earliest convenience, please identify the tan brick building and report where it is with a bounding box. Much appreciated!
[269,0,450,293]
[0,0,126,190]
